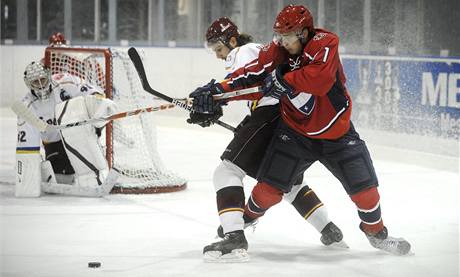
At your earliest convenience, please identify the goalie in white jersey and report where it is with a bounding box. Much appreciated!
[188,17,345,262]
[15,61,119,197]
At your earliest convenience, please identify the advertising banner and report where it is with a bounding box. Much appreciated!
[342,55,460,139]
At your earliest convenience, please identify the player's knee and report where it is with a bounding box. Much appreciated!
[213,160,245,192]
[283,182,309,203]
[251,182,283,209]
[350,186,380,209]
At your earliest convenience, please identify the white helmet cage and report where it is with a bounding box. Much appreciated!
[23,61,54,100]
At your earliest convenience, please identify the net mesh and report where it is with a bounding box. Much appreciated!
[45,47,187,193]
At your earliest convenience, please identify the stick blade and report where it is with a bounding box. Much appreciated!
[127,47,150,91]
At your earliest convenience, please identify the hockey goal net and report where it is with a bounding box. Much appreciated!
[44,46,187,193]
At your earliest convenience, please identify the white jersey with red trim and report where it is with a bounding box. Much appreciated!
[224,43,278,109]
[17,73,103,150]
[224,43,262,73]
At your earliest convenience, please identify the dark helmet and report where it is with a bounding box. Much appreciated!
[206,17,239,46]
[274,5,314,34]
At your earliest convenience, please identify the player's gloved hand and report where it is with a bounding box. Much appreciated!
[187,106,223,128]
[189,79,225,114]
[262,64,292,99]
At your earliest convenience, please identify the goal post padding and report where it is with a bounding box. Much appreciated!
[44,47,187,193]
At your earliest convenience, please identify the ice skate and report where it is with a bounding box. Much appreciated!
[216,218,258,238]
[320,222,349,248]
[361,224,411,255]
[203,230,249,263]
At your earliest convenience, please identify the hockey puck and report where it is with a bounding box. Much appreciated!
[88,262,101,268]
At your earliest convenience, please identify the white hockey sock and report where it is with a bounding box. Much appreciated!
[306,205,331,233]
[220,211,245,234]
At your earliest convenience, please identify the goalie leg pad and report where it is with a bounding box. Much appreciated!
[41,160,57,183]
[15,152,41,197]
[41,169,119,197]
[55,96,109,188]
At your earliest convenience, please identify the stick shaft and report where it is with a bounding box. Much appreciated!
[11,100,176,131]
[128,47,237,133]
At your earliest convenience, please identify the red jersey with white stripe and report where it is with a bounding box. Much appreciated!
[224,29,352,139]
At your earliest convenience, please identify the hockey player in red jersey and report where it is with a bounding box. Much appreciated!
[190,5,411,260]
[188,17,345,261]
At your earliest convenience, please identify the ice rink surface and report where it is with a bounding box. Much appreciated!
[0,110,459,277]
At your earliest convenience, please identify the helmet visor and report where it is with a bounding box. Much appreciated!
[273,29,303,46]
[204,39,230,60]
[205,39,226,51]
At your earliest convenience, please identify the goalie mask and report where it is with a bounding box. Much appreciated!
[23,61,55,100]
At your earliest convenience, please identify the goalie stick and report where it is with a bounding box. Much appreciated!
[128,47,261,133]
[11,100,176,132]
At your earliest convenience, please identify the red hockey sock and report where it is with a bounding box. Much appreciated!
[244,182,283,220]
[351,186,384,234]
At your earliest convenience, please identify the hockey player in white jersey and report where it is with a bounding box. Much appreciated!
[187,17,345,262]
[15,61,119,197]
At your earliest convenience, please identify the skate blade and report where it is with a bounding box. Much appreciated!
[375,238,412,256]
[203,249,250,263]
[326,240,350,249]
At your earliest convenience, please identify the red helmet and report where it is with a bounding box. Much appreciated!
[48,32,67,46]
[273,5,314,34]
[206,17,239,45]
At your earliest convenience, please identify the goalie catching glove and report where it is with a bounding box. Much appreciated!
[187,79,225,127]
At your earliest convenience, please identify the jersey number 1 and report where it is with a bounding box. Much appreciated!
[322,47,330,63]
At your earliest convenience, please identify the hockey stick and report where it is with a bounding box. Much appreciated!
[161,84,262,107]
[160,85,262,105]
[11,100,176,132]
[128,47,243,133]
[213,86,262,101]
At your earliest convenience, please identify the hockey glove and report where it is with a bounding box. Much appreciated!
[189,79,225,114]
[262,64,292,99]
[187,105,223,128]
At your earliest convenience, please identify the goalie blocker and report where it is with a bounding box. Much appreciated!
[15,95,119,197]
